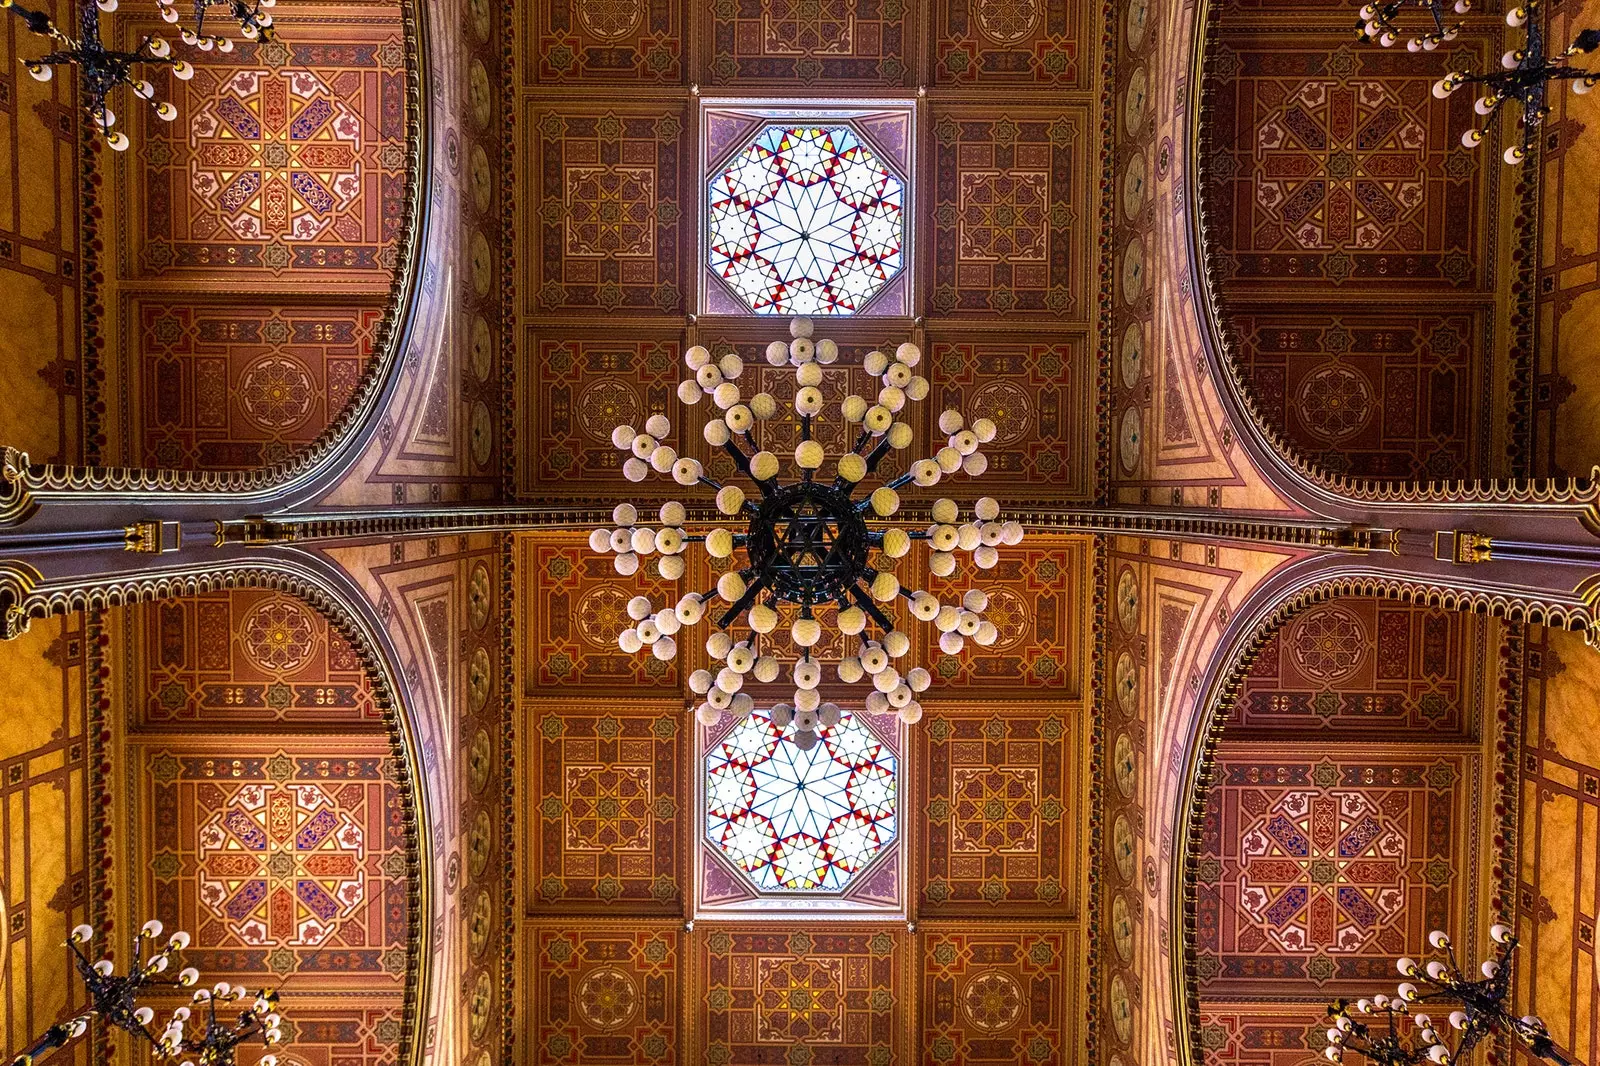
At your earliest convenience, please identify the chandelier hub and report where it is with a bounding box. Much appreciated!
[745,482,870,604]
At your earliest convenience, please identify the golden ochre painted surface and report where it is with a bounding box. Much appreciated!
[0,0,85,468]
[1535,0,1600,478]
[0,612,93,1064]
[1516,625,1600,1063]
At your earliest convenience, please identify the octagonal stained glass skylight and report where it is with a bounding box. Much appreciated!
[707,124,905,316]
[705,710,897,892]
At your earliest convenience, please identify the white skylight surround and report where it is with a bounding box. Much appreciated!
[707,124,905,316]
[704,710,897,892]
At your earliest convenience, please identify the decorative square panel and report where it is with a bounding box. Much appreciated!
[1196,1003,1338,1066]
[521,536,681,694]
[130,298,382,472]
[1231,599,1487,737]
[917,705,1076,914]
[918,536,1087,696]
[927,335,1094,497]
[132,591,383,728]
[919,926,1075,1064]
[932,0,1095,87]
[120,19,407,287]
[135,736,408,986]
[226,1002,405,1066]
[1205,33,1496,290]
[1196,748,1477,997]
[525,922,680,1064]
[693,926,905,1064]
[703,0,911,87]
[930,108,1091,320]
[528,0,684,84]
[527,704,685,913]
[523,332,681,494]
[1225,304,1488,482]
[528,105,685,315]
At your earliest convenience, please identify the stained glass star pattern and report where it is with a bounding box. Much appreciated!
[705,710,897,892]
[707,125,905,316]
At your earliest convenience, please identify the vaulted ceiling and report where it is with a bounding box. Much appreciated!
[3,0,1600,1063]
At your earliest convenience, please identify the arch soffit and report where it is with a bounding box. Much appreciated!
[0,0,434,519]
[1160,554,1593,1066]
[0,553,434,1066]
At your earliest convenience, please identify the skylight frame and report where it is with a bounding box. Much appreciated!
[697,98,918,321]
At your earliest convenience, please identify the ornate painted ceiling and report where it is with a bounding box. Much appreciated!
[2,0,1600,1062]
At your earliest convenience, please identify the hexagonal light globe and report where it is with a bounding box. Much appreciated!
[707,124,905,316]
[704,710,897,892]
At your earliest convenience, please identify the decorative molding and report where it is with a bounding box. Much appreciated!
[0,0,431,520]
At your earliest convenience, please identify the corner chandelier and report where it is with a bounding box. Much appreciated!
[588,317,1025,746]
[1323,926,1573,1065]
[2,0,279,151]
[1359,0,1599,164]
[10,920,287,1066]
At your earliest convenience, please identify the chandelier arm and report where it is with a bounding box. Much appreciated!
[717,573,771,628]
[861,434,896,478]
[719,438,776,496]
[846,583,897,632]
[3,1,59,38]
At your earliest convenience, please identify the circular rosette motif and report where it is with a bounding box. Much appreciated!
[707,125,905,315]
[704,711,897,892]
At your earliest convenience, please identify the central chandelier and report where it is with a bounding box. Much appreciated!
[588,317,1025,747]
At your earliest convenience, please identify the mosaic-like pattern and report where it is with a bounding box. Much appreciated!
[131,300,382,472]
[230,1002,404,1066]
[707,124,905,316]
[694,927,903,1063]
[522,538,681,693]
[527,924,679,1064]
[920,927,1073,1064]
[705,711,896,893]
[530,107,684,314]
[704,0,911,86]
[525,336,680,492]
[529,0,684,83]
[1196,1003,1335,1066]
[1226,305,1485,481]
[529,706,683,913]
[929,337,1094,496]
[1232,599,1481,736]
[920,538,1085,694]
[134,590,381,727]
[1196,751,1471,995]
[127,26,407,285]
[918,709,1072,913]
[933,0,1093,87]
[140,738,408,983]
[931,109,1088,319]
[1205,35,1491,289]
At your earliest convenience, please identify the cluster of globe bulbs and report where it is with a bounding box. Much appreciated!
[1324,926,1534,1064]
[67,919,285,1058]
[1358,0,1468,52]
[9,0,280,151]
[587,316,1026,744]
